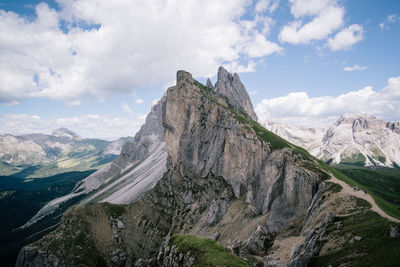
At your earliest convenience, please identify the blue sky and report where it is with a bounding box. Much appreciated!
[0,0,399,139]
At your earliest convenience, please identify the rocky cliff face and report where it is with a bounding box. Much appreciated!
[214,66,258,121]
[164,70,320,232]
[17,67,328,266]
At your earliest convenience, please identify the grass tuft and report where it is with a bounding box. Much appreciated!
[170,234,249,267]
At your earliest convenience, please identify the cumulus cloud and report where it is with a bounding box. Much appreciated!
[121,101,133,116]
[255,76,400,127]
[279,0,344,44]
[255,0,280,13]
[0,0,282,104]
[289,0,331,18]
[135,98,144,104]
[0,113,143,140]
[379,14,399,30]
[326,24,364,51]
[343,64,367,72]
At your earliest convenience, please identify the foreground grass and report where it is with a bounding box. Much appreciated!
[311,210,400,266]
[170,234,249,267]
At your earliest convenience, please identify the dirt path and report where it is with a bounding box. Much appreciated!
[328,175,400,223]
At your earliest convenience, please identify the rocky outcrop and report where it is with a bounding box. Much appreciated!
[214,66,258,121]
[390,225,400,238]
[156,242,195,267]
[287,181,344,267]
[164,70,320,233]
[17,67,326,267]
[243,226,274,256]
[206,78,214,89]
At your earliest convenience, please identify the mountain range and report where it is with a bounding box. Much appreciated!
[261,113,400,168]
[0,128,133,178]
[14,67,400,266]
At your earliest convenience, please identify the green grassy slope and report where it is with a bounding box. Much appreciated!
[311,208,400,266]
[335,165,400,220]
[170,234,249,267]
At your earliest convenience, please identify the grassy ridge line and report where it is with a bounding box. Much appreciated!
[193,80,310,155]
[319,161,400,220]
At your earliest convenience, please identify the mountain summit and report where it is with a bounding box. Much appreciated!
[17,68,364,266]
[214,66,258,121]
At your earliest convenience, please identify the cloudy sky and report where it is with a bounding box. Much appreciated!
[0,0,399,139]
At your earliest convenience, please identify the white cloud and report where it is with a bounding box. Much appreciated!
[255,0,270,13]
[244,34,283,57]
[289,0,331,18]
[121,101,133,116]
[0,0,282,104]
[68,99,81,106]
[152,98,161,106]
[379,14,399,30]
[0,113,143,140]
[326,24,364,51]
[135,98,144,104]
[255,0,280,13]
[343,64,367,72]
[279,0,344,44]
[3,100,20,106]
[255,76,400,127]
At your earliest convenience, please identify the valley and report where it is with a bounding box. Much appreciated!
[0,170,94,267]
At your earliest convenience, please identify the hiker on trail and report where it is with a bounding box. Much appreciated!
[364,189,367,196]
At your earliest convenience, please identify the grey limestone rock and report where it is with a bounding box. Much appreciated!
[117,219,125,229]
[214,66,258,121]
[243,226,274,255]
[206,199,230,226]
[349,236,362,244]
[390,225,400,238]
[206,78,214,89]
[158,244,195,267]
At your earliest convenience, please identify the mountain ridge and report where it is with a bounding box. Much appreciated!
[261,113,400,167]
[0,129,133,177]
[16,67,328,266]
[16,67,400,267]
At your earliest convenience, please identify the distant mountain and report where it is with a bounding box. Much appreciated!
[261,114,400,167]
[0,128,133,177]
[261,120,325,155]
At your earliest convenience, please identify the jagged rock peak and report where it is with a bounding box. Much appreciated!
[214,66,258,121]
[335,113,377,125]
[176,70,193,86]
[51,127,81,140]
[206,78,214,89]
